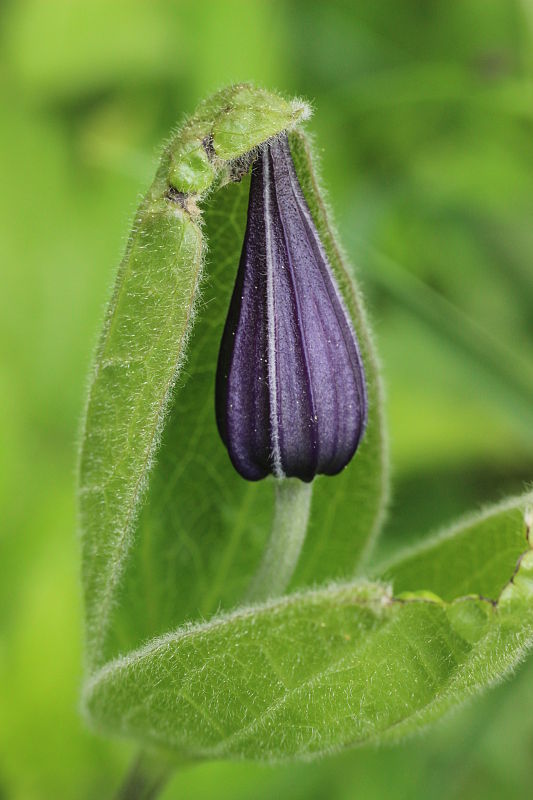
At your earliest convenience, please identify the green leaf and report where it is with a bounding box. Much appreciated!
[78,84,386,673]
[83,494,533,761]
[78,85,310,670]
[374,494,532,601]
[101,173,278,664]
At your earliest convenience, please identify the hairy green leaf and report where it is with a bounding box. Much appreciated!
[83,495,533,761]
[374,494,531,601]
[78,85,311,669]
[78,85,387,673]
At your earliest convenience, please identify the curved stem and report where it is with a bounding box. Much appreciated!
[114,751,177,800]
[246,478,312,603]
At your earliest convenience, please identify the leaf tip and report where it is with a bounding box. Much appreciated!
[290,97,313,124]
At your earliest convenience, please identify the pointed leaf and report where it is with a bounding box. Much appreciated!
[83,494,533,760]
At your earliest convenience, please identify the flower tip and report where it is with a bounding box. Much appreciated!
[290,99,313,123]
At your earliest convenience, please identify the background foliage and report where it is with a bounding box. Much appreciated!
[1,0,533,798]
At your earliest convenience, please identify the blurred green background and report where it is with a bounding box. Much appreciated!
[2,0,533,797]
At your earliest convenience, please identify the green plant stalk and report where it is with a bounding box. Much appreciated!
[114,751,179,800]
[246,479,312,603]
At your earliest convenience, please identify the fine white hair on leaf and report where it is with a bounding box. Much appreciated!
[79,85,317,673]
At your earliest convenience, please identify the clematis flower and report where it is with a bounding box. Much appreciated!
[215,132,367,482]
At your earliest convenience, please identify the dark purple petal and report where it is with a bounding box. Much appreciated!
[216,132,367,482]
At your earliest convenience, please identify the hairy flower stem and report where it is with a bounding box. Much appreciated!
[246,479,312,603]
[115,751,179,800]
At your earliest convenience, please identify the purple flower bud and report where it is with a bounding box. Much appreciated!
[215,133,367,482]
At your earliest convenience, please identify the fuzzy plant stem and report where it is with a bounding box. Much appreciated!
[115,751,179,800]
[246,478,312,603]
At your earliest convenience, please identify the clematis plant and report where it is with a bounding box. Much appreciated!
[78,85,533,799]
